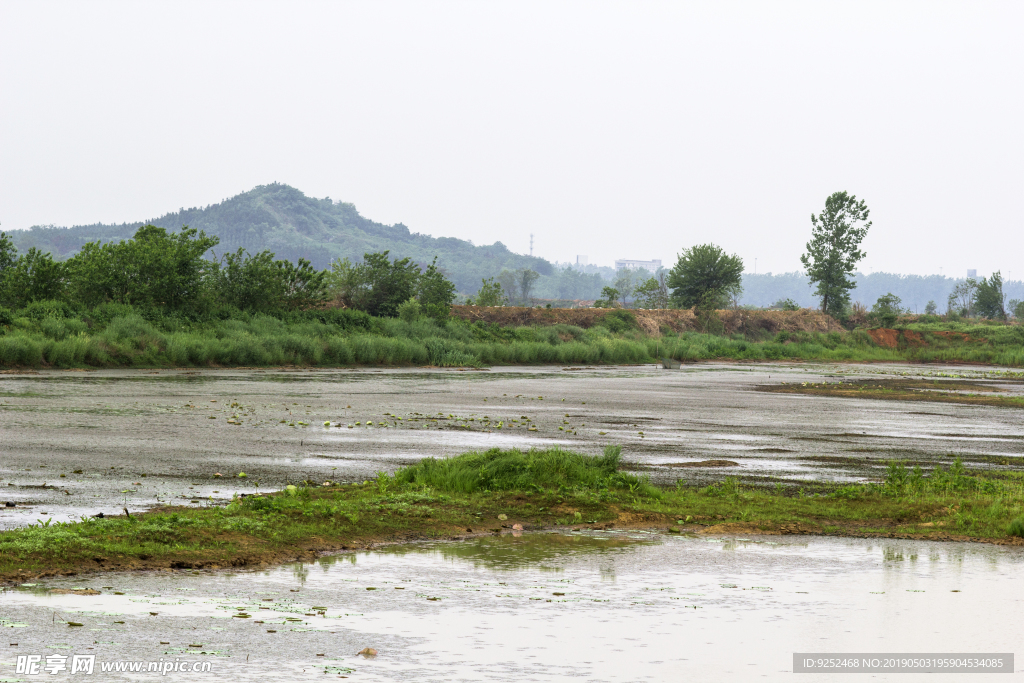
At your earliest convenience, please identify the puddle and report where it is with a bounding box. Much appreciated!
[2,531,1022,681]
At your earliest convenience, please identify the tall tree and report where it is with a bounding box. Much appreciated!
[800,192,871,318]
[667,243,744,310]
[515,268,540,304]
[975,272,1006,319]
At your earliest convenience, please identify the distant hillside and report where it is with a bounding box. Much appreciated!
[11,183,553,293]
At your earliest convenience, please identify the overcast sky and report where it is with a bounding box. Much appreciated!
[1,1,1021,278]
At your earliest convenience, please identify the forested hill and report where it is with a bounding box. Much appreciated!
[11,183,553,293]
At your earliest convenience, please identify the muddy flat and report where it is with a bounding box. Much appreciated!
[2,363,1023,528]
[2,531,1021,681]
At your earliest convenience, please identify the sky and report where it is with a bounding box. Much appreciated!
[1,1,1022,278]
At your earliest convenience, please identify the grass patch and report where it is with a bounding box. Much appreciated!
[390,445,659,497]
[1,450,1022,581]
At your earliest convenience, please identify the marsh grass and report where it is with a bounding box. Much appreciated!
[389,445,660,497]
[1,447,1022,580]
[1,303,1022,368]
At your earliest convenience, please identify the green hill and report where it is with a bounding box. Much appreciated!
[11,183,553,293]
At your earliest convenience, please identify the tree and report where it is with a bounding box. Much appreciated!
[215,249,289,311]
[974,271,1006,319]
[417,257,456,322]
[515,268,540,305]
[594,286,620,308]
[330,251,420,317]
[0,230,15,274]
[613,268,638,307]
[800,191,871,318]
[947,279,977,317]
[471,277,506,306]
[3,248,66,307]
[634,273,670,309]
[496,270,519,304]
[1009,299,1024,319]
[924,300,938,315]
[328,251,454,318]
[667,243,744,310]
[66,225,218,310]
[871,292,903,327]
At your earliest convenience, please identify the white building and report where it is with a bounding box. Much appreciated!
[614,258,662,271]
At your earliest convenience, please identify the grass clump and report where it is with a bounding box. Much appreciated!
[1009,517,1024,538]
[390,445,659,497]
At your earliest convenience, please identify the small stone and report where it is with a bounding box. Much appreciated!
[357,647,378,657]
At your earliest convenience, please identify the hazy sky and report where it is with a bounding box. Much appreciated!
[2,1,1022,277]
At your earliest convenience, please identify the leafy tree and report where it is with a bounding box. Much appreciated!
[593,286,620,308]
[1009,298,1024,319]
[515,268,540,305]
[417,257,456,322]
[215,249,285,311]
[470,277,506,306]
[800,192,871,317]
[330,251,420,317]
[66,225,218,310]
[947,278,977,317]
[924,300,938,315]
[634,274,669,309]
[2,248,66,307]
[667,243,744,310]
[975,271,1006,319]
[871,292,903,327]
[277,257,328,310]
[613,268,638,307]
[0,230,15,274]
[329,251,453,318]
[496,270,519,304]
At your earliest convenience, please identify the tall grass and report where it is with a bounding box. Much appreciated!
[390,445,660,497]
[1,304,1022,368]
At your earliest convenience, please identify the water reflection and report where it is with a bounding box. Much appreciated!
[320,531,656,574]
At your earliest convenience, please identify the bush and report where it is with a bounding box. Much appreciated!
[600,310,638,333]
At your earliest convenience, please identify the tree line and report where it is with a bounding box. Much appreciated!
[0,226,457,322]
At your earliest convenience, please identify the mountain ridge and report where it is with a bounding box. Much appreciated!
[9,183,554,293]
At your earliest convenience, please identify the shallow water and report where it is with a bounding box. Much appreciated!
[2,531,1022,681]
[2,362,1022,528]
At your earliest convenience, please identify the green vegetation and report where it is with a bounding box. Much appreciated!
[668,243,744,310]
[390,446,659,497]
[801,191,871,318]
[1,303,1023,368]
[2,448,1021,580]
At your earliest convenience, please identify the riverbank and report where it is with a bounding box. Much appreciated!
[1,303,1022,369]
[3,447,1022,583]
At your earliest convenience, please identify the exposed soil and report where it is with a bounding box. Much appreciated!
[659,460,740,468]
[868,328,977,349]
[451,305,841,335]
[758,377,1024,408]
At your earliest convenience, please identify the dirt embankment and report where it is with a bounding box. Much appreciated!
[867,328,973,349]
[451,306,841,336]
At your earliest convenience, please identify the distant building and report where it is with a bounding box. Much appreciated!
[967,269,977,278]
[576,255,589,266]
[614,258,662,271]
